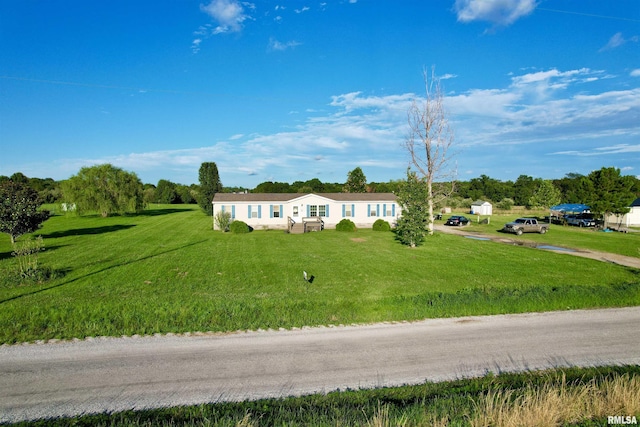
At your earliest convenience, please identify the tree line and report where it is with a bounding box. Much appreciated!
[3,166,639,212]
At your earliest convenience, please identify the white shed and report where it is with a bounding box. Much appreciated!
[470,200,492,216]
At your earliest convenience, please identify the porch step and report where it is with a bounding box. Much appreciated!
[290,223,305,234]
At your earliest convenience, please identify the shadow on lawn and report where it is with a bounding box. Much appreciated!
[0,239,207,305]
[137,208,192,217]
[39,225,136,239]
[0,244,68,262]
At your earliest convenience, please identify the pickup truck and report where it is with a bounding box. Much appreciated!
[502,218,549,235]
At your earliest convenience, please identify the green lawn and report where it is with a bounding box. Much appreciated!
[0,205,639,344]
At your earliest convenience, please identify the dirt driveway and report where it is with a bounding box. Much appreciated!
[434,224,640,269]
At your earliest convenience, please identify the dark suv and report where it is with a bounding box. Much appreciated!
[445,215,470,226]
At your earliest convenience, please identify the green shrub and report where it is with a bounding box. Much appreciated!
[229,220,250,234]
[497,198,515,210]
[335,219,356,232]
[214,211,231,232]
[372,219,391,231]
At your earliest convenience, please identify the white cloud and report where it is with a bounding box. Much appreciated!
[268,38,302,51]
[33,68,639,186]
[200,0,252,34]
[294,6,310,14]
[191,38,202,54]
[600,32,626,51]
[455,0,538,26]
[551,144,640,157]
[631,69,640,77]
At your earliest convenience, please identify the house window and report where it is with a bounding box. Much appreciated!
[248,205,261,218]
[293,206,299,217]
[386,205,393,216]
[221,205,235,219]
[308,205,327,217]
[345,206,352,217]
[370,206,377,217]
[273,205,280,218]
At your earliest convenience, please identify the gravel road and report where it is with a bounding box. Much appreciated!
[2,307,639,423]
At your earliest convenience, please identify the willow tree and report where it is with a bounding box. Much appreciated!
[61,164,145,217]
[405,69,456,235]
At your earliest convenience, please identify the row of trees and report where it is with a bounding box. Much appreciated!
[455,171,640,208]
[5,168,637,211]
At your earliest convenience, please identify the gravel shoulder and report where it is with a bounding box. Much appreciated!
[2,307,640,423]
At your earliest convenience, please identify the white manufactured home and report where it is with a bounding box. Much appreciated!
[212,193,401,232]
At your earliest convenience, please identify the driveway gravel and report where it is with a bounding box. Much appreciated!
[434,224,640,269]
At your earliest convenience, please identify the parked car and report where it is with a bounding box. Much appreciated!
[565,213,596,227]
[502,218,549,235]
[445,215,470,226]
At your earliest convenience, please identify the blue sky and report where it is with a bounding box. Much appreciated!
[1,0,639,187]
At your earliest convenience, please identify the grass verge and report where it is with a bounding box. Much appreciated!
[7,365,639,426]
[0,206,639,344]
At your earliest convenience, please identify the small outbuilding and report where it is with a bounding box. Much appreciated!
[606,198,640,228]
[470,200,492,216]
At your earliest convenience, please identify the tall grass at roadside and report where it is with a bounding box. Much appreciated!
[8,366,639,426]
[470,373,640,427]
[0,205,638,344]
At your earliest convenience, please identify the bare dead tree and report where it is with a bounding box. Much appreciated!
[405,68,456,235]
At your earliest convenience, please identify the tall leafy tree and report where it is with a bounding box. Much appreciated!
[527,179,561,210]
[176,184,197,204]
[198,162,222,215]
[61,164,144,217]
[155,179,180,204]
[395,169,429,247]
[0,181,50,244]
[344,167,367,193]
[587,167,636,222]
[513,175,536,206]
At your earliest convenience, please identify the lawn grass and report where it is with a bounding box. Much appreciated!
[0,205,639,344]
[8,365,640,426]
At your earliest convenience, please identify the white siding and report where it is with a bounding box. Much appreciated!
[606,207,640,227]
[213,194,401,230]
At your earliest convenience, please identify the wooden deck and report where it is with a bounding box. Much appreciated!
[288,216,324,234]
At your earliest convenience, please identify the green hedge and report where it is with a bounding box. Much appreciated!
[229,220,250,234]
[372,219,391,231]
[335,219,356,232]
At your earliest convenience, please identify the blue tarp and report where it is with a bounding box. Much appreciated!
[550,203,590,213]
